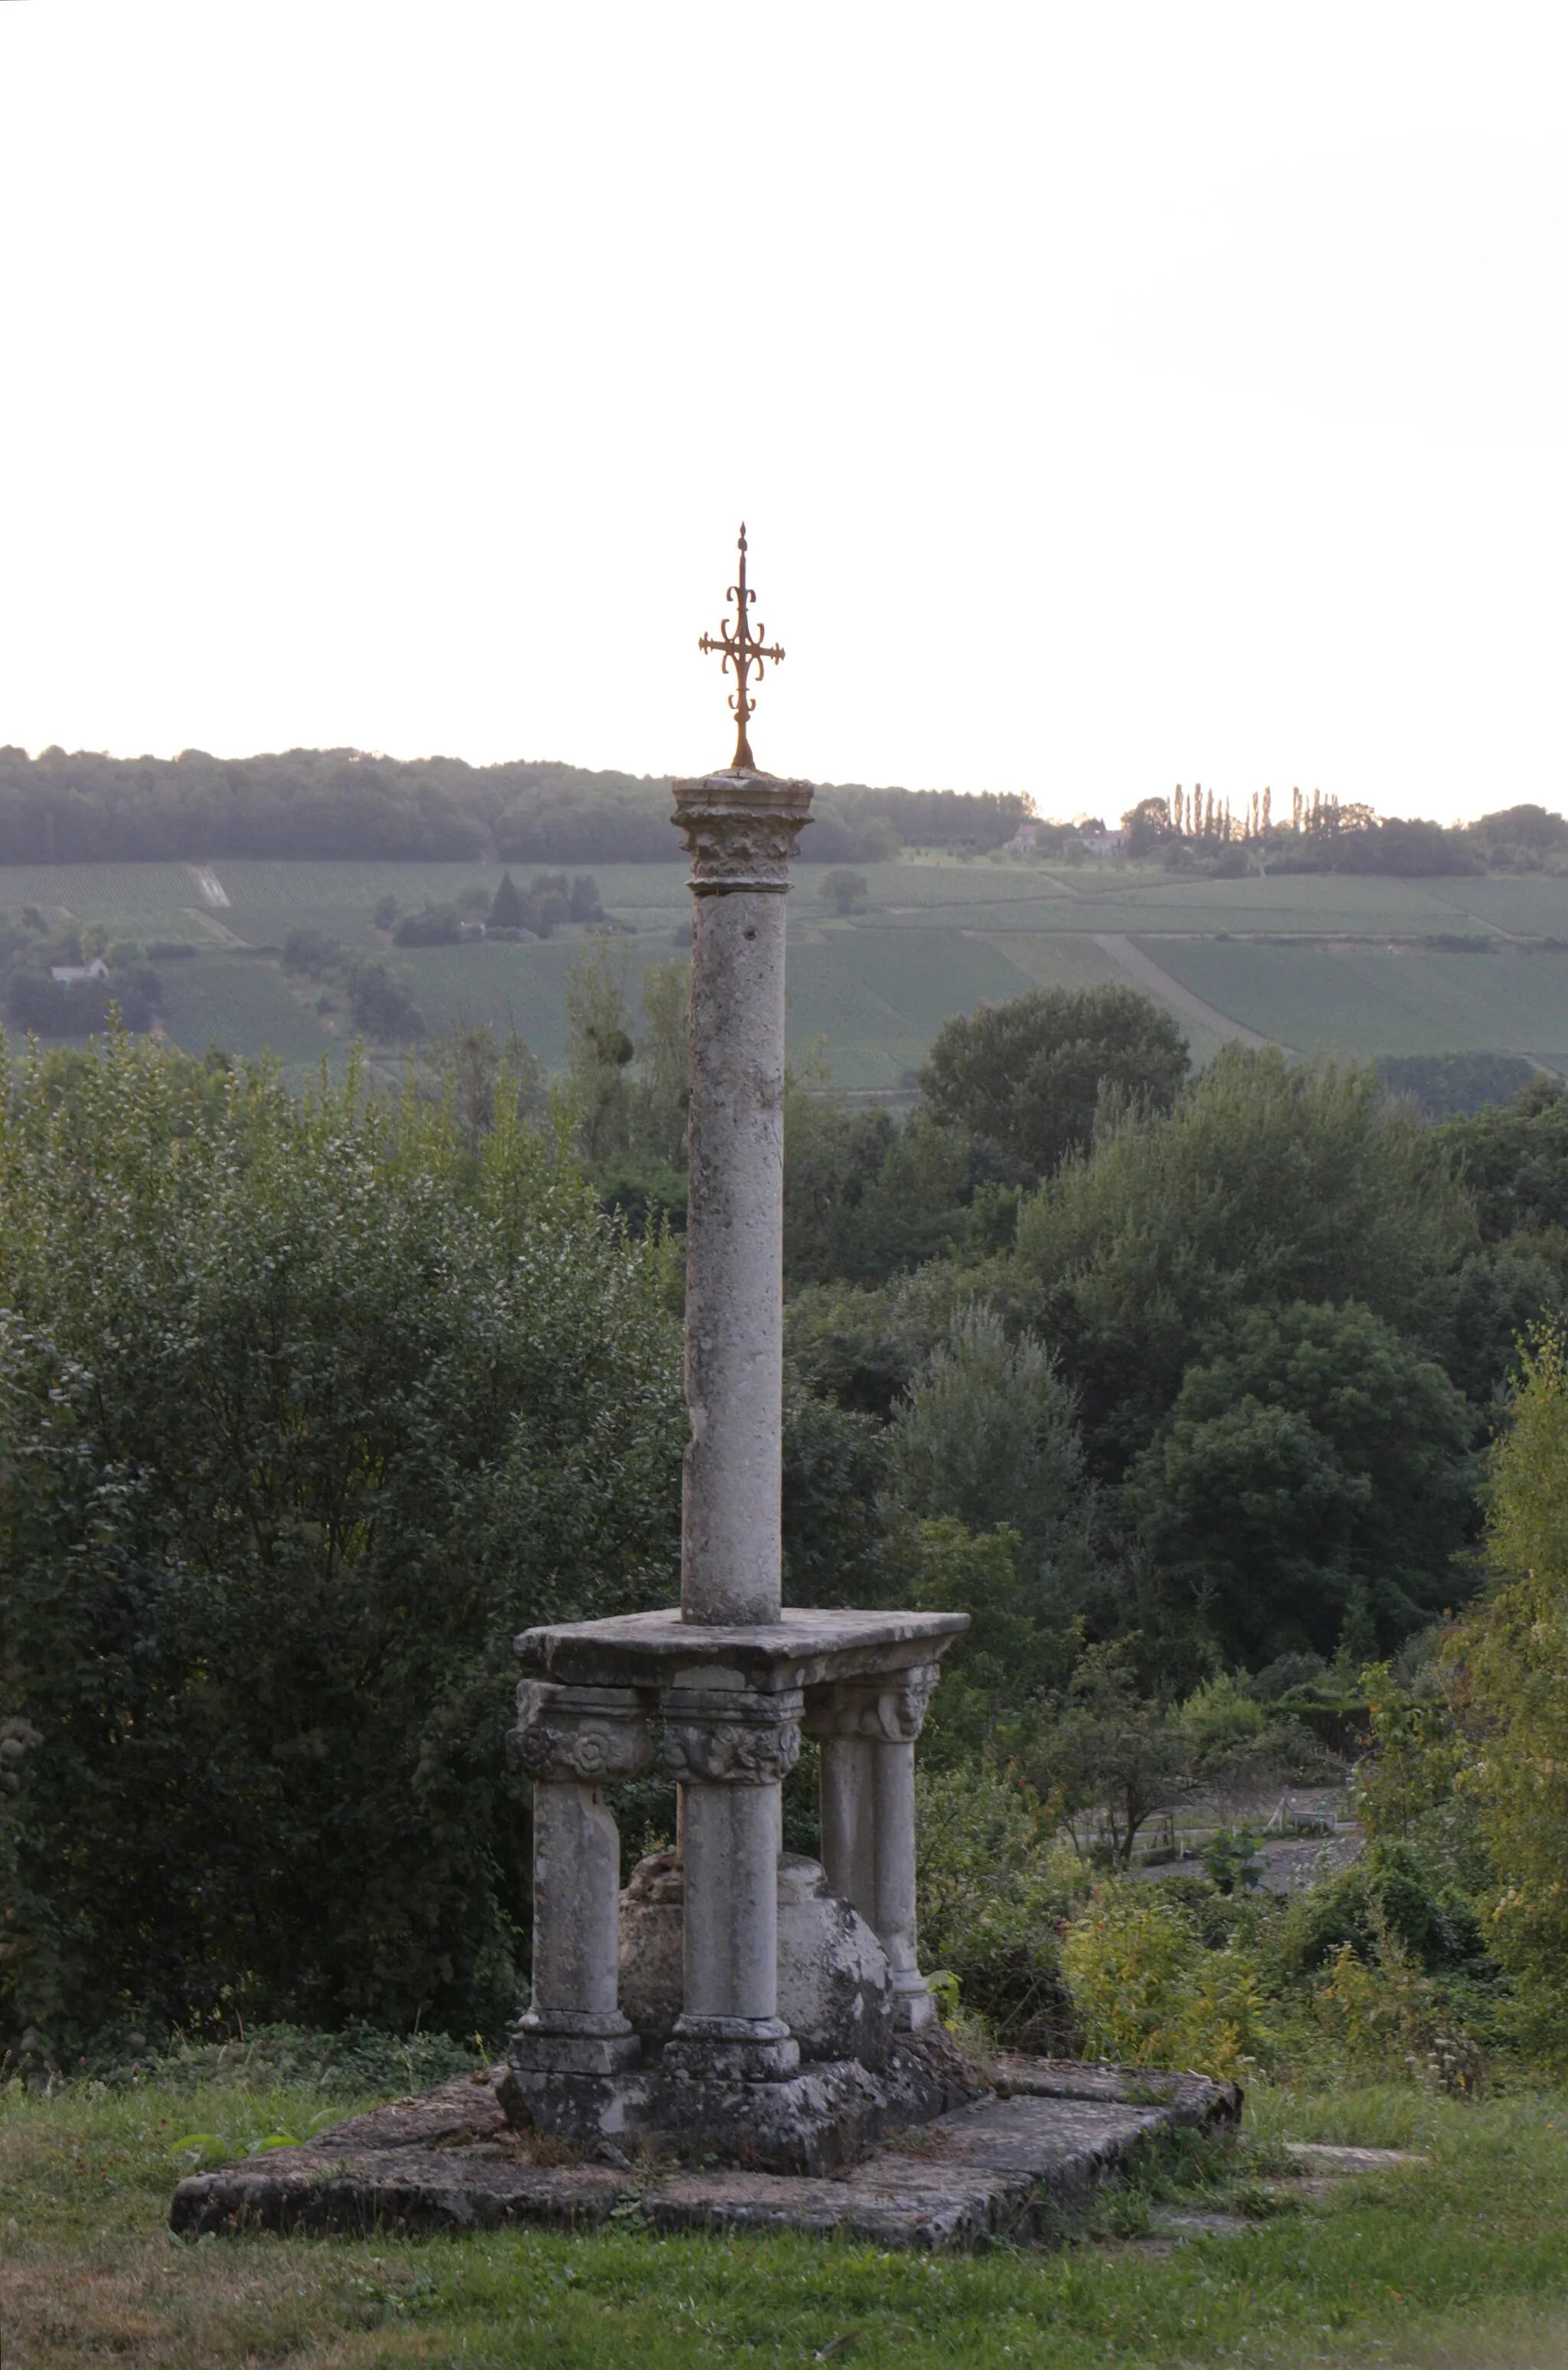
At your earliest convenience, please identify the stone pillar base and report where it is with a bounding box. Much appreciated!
[888,1972,937,2032]
[511,2011,642,2077]
[500,2025,984,2175]
[665,2015,800,2083]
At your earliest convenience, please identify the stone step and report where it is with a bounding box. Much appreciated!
[171,2058,1242,2252]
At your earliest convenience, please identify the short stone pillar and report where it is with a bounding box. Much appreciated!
[804,1666,942,2030]
[508,1682,652,2074]
[659,1684,803,2078]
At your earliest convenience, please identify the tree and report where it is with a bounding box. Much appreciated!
[1433,1076,1568,1242]
[488,872,524,930]
[341,953,423,1041]
[393,902,463,946]
[1125,1300,1478,1665]
[564,934,635,1162]
[819,868,869,917]
[920,985,1190,1186]
[1122,797,1171,858]
[1014,1046,1476,1472]
[629,959,689,1171]
[890,1305,1095,1613]
[0,1032,684,2051]
[1038,1643,1189,1866]
[783,1096,971,1287]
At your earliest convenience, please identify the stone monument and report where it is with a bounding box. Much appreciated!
[501,528,974,2172]
[169,531,1246,2244]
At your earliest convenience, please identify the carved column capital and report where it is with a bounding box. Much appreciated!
[671,771,816,895]
[658,1686,803,1786]
[802,1664,942,1747]
[507,1682,655,1785]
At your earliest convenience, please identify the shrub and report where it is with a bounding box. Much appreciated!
[0,1034,684,2053]
[1060,1878,1279,2080]
[915,1760,1081,2052]
[1444,1329,1568,2039]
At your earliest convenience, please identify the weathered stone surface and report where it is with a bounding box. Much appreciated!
[171,2052,1241,2251]
[171,2146,621,2238]
[644,2168,1013,2251]
[619,1852,893,2068]
[501,2022,982,2175]
[514,1607,968,1697]
[878,2027,988,2124]
[299,2068,511,2153]
[653,2057,884,2176]
[989,2055,1244,2128]
[499,2063,655,2145]
[916,2093,1167,2211]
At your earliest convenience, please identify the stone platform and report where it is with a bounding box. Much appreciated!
[169,2056,1241,2253]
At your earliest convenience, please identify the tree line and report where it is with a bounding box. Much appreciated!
[0,746,1030,866]
[1122,790,1568,878]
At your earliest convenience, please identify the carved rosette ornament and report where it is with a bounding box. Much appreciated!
[506,1682,654,1785]
[658,1688,804,1786]
[671,773,816,895]
[802,1664,942,1747]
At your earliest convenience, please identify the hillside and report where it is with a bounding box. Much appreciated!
[5,848,1568,1093]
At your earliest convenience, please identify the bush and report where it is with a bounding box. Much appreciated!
[1442,1330,1568,2038]
[0,1035,684,2053]
[915,1760,1081,2052]
[1060,1879,1279,2080]
[1273,1839,1485,1985]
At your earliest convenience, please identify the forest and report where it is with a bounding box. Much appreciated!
[0,746,1027,865]
[4,972,1567,2100]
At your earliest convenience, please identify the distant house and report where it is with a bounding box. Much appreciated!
[1001,824,1042,856]
[458,918,486,940]
[1078,829,1128,857]
[51,958,110,986]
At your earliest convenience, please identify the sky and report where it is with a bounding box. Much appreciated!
[1,2,1564,825]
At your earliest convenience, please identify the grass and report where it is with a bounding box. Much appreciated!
[6,2071,1568,2366]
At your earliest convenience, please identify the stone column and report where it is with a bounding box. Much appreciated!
[804,1666,941,2031]
[671,770,815,1628]
[508,1682,653,2074]
[659,1685,804,2079]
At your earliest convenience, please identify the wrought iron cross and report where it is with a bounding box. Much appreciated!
[698,523,784,772]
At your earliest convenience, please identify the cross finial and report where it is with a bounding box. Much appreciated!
[698,523,785,772]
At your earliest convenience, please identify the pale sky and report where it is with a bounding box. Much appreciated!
[2,2,1564,825]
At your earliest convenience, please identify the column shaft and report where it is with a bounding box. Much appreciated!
[680,1781,781,2022]
[818,1735,877,1924]
[507,1681,651,2074]
[682,887,786,1625]
[531,1781,624,2020]
[659,1682,802,2080]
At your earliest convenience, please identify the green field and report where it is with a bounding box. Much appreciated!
[6,852,1568,1090]
[1141,937,1568,1069]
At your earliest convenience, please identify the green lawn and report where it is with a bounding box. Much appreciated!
[5,2073,1567,2367]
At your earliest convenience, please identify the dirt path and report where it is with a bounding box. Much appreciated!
[1091,932,1286,1051]
[181,907,248,946]
[185,864,230,908]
